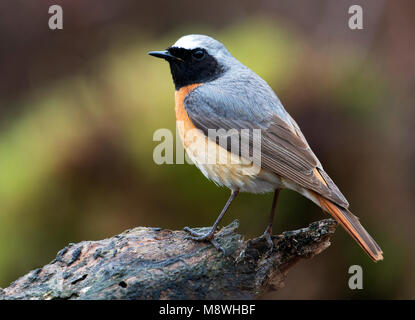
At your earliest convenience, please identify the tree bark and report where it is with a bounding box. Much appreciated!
[0,219,337,300]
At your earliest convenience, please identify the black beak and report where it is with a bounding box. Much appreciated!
[148,50,182,61]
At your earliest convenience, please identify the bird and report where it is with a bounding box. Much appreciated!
[148,34,383,261]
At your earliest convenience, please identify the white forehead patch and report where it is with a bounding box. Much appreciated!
[172,35,202,50]
[171,35,232,61]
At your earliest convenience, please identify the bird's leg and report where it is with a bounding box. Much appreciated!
[261,188,280,251]
[184,189,239,253]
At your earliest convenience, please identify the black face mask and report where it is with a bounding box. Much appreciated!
[166,47,225,90]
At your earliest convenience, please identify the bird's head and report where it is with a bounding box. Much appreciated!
[148,35,232,89]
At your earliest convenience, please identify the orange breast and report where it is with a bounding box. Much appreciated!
[175,83,210,152]
[175,83,201,135]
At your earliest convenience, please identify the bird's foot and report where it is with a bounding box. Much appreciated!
[183,226,225,254]
[235,231,276,263]
[259,226,275,255]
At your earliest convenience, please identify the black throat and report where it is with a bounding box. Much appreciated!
[167,47,225,90]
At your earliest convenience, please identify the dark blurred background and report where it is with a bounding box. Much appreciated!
[0,0,414,299]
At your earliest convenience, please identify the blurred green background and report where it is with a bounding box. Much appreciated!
[0,0,414,299]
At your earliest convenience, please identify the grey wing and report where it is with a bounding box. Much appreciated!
[185,83,349,208]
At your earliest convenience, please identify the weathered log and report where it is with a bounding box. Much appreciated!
[0,219,337,300]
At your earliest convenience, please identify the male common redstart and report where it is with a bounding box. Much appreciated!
[149,35,383,261]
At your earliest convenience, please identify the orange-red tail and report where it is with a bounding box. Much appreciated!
[314,193,383,261]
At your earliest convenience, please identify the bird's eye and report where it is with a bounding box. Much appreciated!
[192,50,205,60]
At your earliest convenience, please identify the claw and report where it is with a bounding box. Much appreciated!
[211,238,226,255]
[259,225,275,256]
[183,226,225,255]
[183,226,212,239]
[262,232,275,255]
